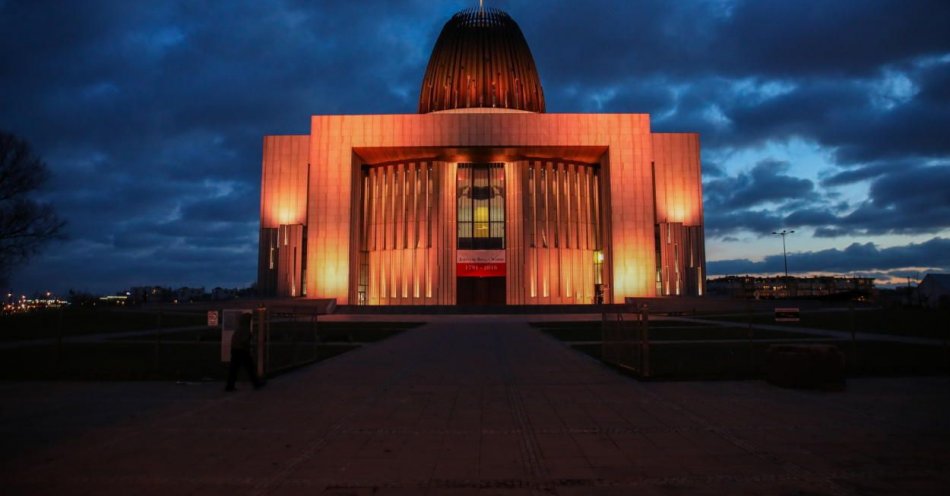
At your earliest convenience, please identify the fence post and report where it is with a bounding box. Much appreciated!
[640,303,650,378]
[313,309,320,359]
[616,312,625,370]
[291,305,300,367]
[944,315,949,375]
[55,305,64,378]
[154,309,164,377]
[747,302,755,374]
[849,301,858,374]
[256,306,268,378]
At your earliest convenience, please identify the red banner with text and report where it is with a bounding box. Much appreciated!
[457,262,506,277]
[456,250,506,278]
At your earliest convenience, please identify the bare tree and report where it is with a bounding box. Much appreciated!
[0,131,65,284]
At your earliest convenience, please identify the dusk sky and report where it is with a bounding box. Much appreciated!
[2,0,949,295]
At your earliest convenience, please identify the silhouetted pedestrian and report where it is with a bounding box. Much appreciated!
[225,313,264,391]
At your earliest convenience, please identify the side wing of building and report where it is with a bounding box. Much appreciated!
[258,135,309,297]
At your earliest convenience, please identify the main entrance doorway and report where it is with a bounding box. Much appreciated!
[457,276,506,305]
[456,163,506,305]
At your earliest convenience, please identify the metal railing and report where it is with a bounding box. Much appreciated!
[601,304,651,377]
[252,306,325,377]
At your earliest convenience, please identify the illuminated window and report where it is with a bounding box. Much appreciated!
[457,163,505,249]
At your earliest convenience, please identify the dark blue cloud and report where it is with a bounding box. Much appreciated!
[820,161,895,187]
[829,164,950,235]
[0,0,457,293]
[1,0,949,293]
[706,162,950,238]
[704,160,816,210]
[709,237,950,276]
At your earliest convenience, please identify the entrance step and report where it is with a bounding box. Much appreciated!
[335,304,628,314]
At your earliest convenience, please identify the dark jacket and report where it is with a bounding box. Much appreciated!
[232,314,253,351]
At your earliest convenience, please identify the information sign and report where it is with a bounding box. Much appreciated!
[774,307,800,322]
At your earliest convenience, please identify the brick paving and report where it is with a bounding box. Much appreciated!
[1,316,949,495]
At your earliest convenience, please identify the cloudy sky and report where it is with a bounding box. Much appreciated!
[2,0,949,295]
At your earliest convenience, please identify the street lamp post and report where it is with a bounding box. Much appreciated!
[771,229,795,279]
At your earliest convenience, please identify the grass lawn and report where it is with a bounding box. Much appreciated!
[533,321,950,380]
[0,321,420,381]
[568,341,949,380]
[530,321,816,342]
[116,320,423,343]
[0,308,205,341]
[697,307,950,340]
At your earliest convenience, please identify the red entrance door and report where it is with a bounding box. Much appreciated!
[456,277,506,305]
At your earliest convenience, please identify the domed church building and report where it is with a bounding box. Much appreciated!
[258,6,706,305]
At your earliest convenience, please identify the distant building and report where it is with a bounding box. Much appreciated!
[211,287,238,301]
[97,295,128,306]
[3,295,68,314]
[918,274,950,308]
[875,286,920,308]
[256,7,706,305]
[211,286,257,301]
[129,286,172,304]
[174,287,206,303]
[707,276,874,300]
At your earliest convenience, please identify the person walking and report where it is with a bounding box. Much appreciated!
[225,313,265,391]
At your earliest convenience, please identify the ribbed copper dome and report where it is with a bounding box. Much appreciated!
[418,7,545,114]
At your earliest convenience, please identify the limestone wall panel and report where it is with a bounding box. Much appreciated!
[305,112,668,303]
[260,135,309,228]
[652,133,703,226]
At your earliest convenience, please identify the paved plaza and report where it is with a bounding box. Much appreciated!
[2,316,949,495]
